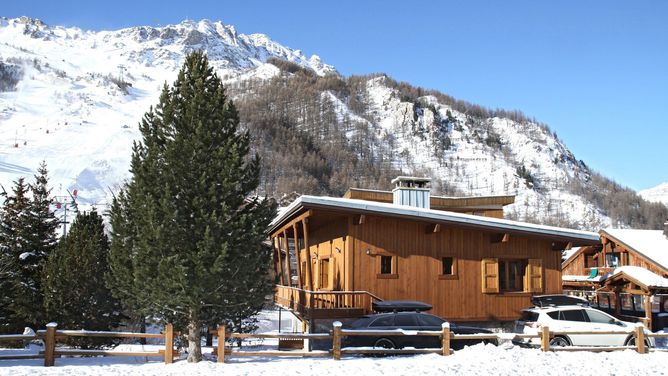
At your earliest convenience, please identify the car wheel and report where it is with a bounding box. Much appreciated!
[625,336,652,348]
[549,336,570,347]
[373,338,396,349]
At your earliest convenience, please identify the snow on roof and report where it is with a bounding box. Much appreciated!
[608,266,668,288]
[562,274,605,283]
[272,195,600,243]
[562,247,580,262]
[602,229,668,271]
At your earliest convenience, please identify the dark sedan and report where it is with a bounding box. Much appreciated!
[344,311,497,350]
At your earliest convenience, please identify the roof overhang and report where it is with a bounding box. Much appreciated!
[270,195,600,245]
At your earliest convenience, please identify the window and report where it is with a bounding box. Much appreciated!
[377,255,398,279]
[605,252,620,267]
[418,314,445,327]
[547,311,560,320]
[597,293,610,309]
[370,316,393,327]
[586,309,614,324]
[439,257,457,279]
[394,314,419,327]
[320,258,330,289]
[499,259,527,292]
[481,258,542,294]
[621,294,633,311]
[380,256,392,274]
[633,295,645,313]
[560,309,587,322]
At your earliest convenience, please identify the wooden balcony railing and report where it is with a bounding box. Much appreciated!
[274,285,382,319]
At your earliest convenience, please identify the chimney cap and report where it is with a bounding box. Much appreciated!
[391,176,431,188]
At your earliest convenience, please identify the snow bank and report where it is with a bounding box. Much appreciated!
[1,343,667,375]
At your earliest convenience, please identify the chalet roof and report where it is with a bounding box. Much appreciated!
[601,229,668,272]
[606,266,668,289]
[271,195,599,245]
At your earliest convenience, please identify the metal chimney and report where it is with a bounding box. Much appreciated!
[391,176,431,209]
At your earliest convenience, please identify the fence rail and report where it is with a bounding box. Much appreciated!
[2,321,665,367]
[0,323,176,366]
[210,321,662,362]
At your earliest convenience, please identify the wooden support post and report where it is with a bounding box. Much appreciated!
[164,323,174,364]
[217,325,226,363]
[283,231,293,287]
[644,295,652,331]
[332,321,342,360]
[302,219,314,290]
[635,323,646,354]
[292,225,303,288]
[540,325,550,352]
[441,322,451,356]
[44,323,57,367]
[277,237,286,286]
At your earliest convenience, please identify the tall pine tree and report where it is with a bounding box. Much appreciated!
[108,51,276,362]
[43,210,121,348]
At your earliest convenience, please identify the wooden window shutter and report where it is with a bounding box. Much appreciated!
[481,258,499,293]
[527,259,543,293]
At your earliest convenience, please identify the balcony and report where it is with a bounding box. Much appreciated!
[274,285,382,320]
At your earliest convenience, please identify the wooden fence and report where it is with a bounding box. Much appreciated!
[210,322,668,362]
[0,323,177,366]
[2,322,667,367]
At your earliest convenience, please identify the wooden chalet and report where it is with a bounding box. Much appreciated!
[271,177,600,330]
[562,225,668,331]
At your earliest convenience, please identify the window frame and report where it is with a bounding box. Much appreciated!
[439,256,458,280]
[319,257,331,290]
[376,254,398,279]
[498,259,528,292]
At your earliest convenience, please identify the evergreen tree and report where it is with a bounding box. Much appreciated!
[0,178,37,332]
[108,51,277,362]
[42,210,121,348]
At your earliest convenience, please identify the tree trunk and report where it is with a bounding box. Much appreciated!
[187,320,202,363]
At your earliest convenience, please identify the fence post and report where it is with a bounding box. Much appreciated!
[44,322,57,367]
[540,325,550,352]
[217,324,226,363]
[332,321,342,360]
[164,323,174,364]
[442,322,451,356]
[635,323,646,354]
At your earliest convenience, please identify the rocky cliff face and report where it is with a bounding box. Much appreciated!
[1,17,664,230]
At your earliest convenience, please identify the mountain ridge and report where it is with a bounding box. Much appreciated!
[1,17,666,231]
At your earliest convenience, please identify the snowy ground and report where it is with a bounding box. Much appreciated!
[1,344,667,376]
[1,309,667,375]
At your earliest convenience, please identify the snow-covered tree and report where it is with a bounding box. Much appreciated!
[108,51,276,362]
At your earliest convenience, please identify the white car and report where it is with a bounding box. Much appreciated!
[513,305,654,348]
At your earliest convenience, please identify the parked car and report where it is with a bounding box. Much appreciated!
[513,303,654,348]
[345,303,497,350]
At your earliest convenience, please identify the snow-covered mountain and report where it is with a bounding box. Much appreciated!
[0,16,331,207]
[0,16,662,230]
[640,182,668,207]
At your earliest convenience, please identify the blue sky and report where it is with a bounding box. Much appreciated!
[4,1,667,191]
